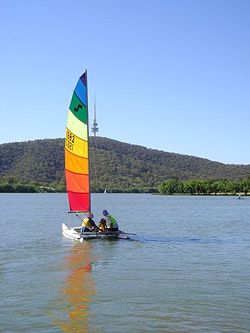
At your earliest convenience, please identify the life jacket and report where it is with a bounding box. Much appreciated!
[82,217,96,230]
[98,218,107,231]
[109,214,118,229]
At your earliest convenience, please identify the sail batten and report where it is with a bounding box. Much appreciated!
[65,71,90,213]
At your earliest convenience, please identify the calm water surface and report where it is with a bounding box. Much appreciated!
[0,193,249,332]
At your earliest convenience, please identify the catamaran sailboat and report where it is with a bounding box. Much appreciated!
[62,71,130,241]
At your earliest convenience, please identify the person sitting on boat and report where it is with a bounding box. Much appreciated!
[102,210,119,232]
[98,218,107,232]
[81,213,98,232]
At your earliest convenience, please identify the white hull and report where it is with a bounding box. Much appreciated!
[62,223,130,241]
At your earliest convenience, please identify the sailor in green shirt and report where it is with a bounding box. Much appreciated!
[102,210,119,231]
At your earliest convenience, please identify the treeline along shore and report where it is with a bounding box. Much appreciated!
[158,178,250,195]
[0,137,250,194]
[0,176,249,195]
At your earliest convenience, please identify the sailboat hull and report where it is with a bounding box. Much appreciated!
[62,223,130,241]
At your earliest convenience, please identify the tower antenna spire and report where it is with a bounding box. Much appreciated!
[92,95,99,137]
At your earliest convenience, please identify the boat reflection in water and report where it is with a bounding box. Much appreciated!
[55,242,96,333]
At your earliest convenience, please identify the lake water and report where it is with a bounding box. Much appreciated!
[0,193,250,333]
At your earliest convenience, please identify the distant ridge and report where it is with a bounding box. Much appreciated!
[0,137,249,191]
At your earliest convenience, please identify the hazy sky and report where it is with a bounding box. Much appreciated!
[0,0,249,164]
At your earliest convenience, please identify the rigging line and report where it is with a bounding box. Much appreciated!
[106,188,117,216]
[90,136,119,218]
[89,136,99,191]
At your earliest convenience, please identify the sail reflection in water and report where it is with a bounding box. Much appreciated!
[54,243,95,333]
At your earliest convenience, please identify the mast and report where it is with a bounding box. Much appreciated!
[92,95,99,136]
[85,70,91,212]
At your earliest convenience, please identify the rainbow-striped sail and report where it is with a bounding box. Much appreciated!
[65,71,90,212]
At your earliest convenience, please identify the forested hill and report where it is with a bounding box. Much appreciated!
[0,137,250,191]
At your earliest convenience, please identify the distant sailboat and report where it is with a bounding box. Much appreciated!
[62,71,131,241]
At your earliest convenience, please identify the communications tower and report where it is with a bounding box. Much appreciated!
[91,96,99,136]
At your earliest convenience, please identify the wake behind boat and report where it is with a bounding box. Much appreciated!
[63,70,132,242]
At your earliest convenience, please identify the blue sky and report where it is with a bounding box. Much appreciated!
[0,0,249,164]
